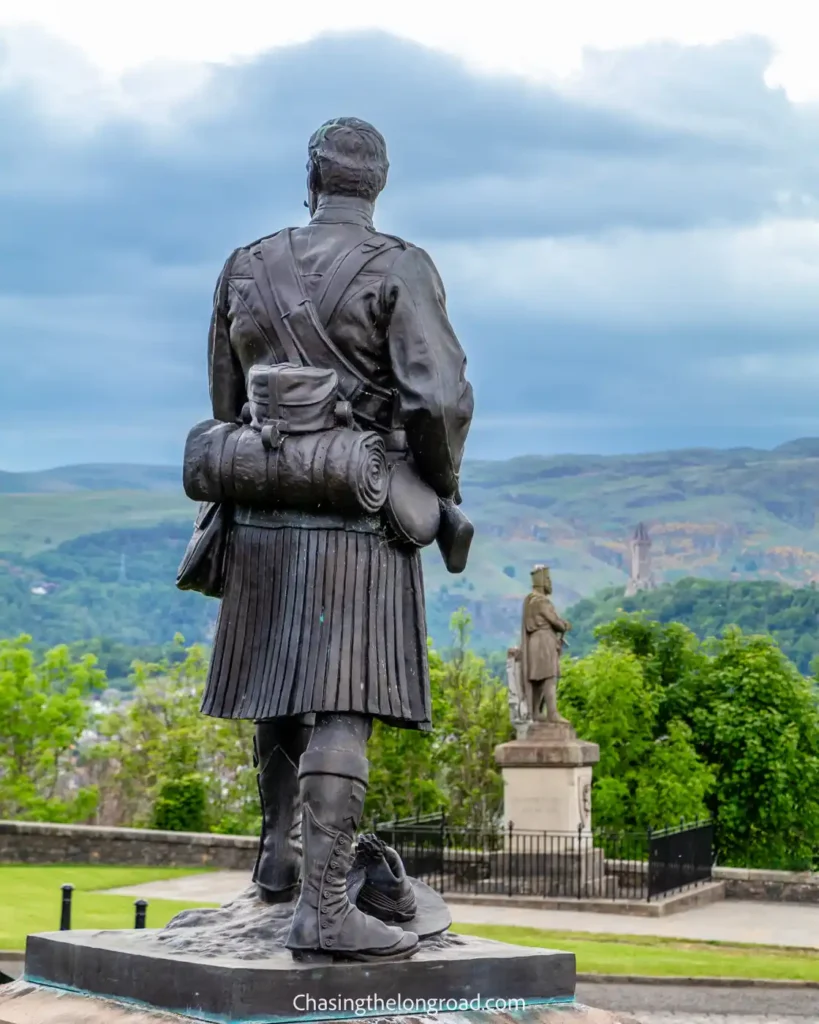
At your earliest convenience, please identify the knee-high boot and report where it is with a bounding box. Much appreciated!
[252,719,310,904]
[286,749,419,961]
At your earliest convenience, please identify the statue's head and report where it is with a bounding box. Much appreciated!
[531,564,552,593]
[306,117,389,214]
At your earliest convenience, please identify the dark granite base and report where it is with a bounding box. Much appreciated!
[24,930,575,1024]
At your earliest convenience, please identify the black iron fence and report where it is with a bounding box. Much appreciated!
[648,819,714,898]
[375,815,713,902]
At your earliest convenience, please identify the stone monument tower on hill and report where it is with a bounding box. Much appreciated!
[625,521,657,597]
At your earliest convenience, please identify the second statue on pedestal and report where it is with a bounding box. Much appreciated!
[521,565,571,724]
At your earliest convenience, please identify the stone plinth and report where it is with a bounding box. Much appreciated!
[494,722,600,834]
[0,981,639,1024]
[22,930,575,1023]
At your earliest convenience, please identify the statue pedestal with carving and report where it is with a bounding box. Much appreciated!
[495,720,599,835]
[496,657,604,896]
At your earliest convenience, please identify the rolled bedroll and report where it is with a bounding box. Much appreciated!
[183,419,389,514]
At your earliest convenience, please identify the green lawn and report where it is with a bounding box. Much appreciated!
[3,868,818,983]
[0,866,218,951]
[452,924,819,982]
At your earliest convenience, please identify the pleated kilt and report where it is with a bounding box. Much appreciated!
[201,507,431,730]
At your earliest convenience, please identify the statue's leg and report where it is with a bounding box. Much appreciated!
[252,716,311,904]
[530,680,546,721]
[286,712,419,962]
[543,677,569,723]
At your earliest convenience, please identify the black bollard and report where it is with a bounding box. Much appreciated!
[134,900,148,929]
[60,884,73,931]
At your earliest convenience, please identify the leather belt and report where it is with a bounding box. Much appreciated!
[233,506,386,535]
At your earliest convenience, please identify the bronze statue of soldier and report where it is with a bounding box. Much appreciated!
[520,565,570,724]
[178,118,473,963]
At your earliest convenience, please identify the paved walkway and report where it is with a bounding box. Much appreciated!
[101,871,819,950]
[448,899,819,950]
[577,981,819,1020]
[102,871,248,903]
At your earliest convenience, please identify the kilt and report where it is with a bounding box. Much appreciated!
[201,509,431,730]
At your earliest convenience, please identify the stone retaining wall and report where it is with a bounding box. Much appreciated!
[2,821,818,904]
[715,866,819,905]
[0,820,256,870]
[590,858,819,906]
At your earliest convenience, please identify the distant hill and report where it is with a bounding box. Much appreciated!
[4,439,819,651]
[566,577,819,673]
[0,463,181,494]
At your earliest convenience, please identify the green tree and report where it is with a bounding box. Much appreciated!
[0,635,104,822]
[364,644,447,828]
[634,721,714,829]
[364,611,513,829]
[559,643,713,832]
[593,616,708,732]
[435,611,513,828]
[93,639,258,834]
[585,614,819,869]
[690,630,819,869]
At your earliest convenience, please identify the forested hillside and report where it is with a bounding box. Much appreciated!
[5,439,819,652]
[0,523,214,651]
[566,577,819,673]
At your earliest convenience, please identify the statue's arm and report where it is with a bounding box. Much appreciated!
[528,597,569,633]
[207,250,245,423]
[383,246,474,500]
[544,601,571,633]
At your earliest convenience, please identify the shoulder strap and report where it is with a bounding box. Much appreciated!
[253,231,395,425]
[316,235,403,327]
[248,234,303,366]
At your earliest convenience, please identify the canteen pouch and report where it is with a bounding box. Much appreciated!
[384,458,441,548]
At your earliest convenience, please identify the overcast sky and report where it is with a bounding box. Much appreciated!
[2,3,819,469]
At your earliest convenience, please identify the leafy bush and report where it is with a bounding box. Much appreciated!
[151,774,208,833]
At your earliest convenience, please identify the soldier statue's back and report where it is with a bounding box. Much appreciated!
[177,118,473,963]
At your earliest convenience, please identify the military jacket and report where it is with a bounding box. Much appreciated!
[207,195,473,500]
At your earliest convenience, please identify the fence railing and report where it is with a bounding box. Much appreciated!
[375,816,714,902]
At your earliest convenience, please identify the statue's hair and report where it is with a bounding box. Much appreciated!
[307,117,389,202]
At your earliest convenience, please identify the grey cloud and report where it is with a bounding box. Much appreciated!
[1,29,818,467]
